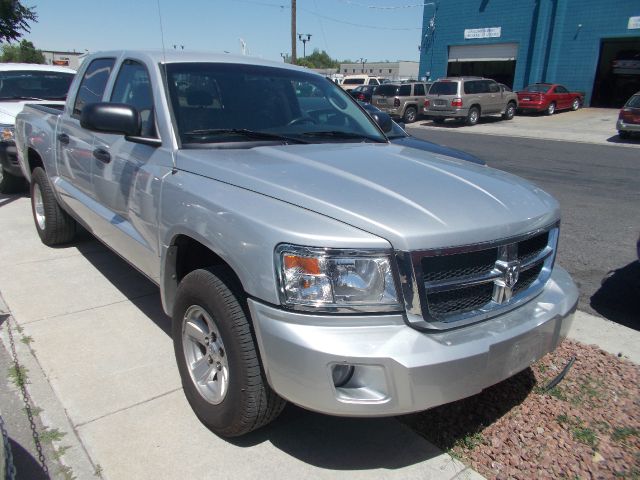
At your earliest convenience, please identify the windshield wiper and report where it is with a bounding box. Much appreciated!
[183,128,308,144]
[301,131,386,143]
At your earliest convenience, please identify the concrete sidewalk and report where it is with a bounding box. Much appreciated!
[0,193,484,479]
[410,108,640,148]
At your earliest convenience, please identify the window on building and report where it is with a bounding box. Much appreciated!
[352,69,356,73]
[369,69,373,73]
[379,69,382,73]
[389,69,392,73]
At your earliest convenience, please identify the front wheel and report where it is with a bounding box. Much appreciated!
[571,98,581,111]
[502,102,516,120]
[173,267,286,437]
[403,106,417,123]
[546,102,556,115]
[30,167,76,245]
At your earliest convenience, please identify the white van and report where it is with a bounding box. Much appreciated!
[340,74,383,92]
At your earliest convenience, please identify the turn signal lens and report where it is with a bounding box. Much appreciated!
[283,255,321,275]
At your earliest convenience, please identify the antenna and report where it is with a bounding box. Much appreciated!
[156,0,167,63]
[156,0,177,172]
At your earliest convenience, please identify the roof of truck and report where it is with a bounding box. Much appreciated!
[0,63,76,73]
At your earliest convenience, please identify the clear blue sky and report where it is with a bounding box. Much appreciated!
[24,0,428,63]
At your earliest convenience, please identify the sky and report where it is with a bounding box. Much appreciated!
[24,0,429,63]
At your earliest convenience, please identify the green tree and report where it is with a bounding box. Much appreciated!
[1,39,45,63]
[296,49,339,69]
[0,0,37,43]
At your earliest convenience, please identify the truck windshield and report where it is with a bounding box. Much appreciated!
[0,70,74,100]
[166,63,386,146]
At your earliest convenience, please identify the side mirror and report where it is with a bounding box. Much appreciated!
[370,111,393,133]
[80,103,141,136]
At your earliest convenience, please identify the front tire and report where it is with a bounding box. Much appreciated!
[403,106,417,123]
[571,98,581,111]
[546,102,556,115]
[173,267,286,437]
[0,166,26,194]
[30,167,76,245]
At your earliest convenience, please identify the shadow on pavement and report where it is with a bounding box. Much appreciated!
[417,116,506,129]
[399,367,535,451]
[7,437,49,480]
[0,192,28,208]
[229,404,440,470]
[605,134,640,145]
[590,261,640,331]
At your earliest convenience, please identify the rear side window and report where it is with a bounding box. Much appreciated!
[414,84,425,96]
[343,78,365,85]
[369,78,380,85]
[399,85,411,96]
[488,82,500,93]
[430,81,458,95]
[73,58,115,117]
[626,95,640,108]
[555,85,568,93]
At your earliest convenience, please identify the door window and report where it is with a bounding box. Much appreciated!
[414,84,425,96]
[110,60,156,137]
[73,58,115,117]
[555,85,568,93]
[399,84,411,96]
[488,82,500,93]
[369,78,380,85]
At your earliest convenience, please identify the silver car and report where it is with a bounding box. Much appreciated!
[424,77,518,126]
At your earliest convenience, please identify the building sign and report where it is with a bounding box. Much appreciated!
[629,16,640,29]
[464,27,501,39]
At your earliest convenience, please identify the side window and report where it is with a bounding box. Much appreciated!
[399,84,411,96]
[463,81,476,94]
[110,60,156,137]
[488,82,500,93]
[555,85,568,93]
[73,58,115,117]
[369,78,379,85]
[414,84,425,96]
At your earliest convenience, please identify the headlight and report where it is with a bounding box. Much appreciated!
[0,124,14,141]
[275,244,401,312]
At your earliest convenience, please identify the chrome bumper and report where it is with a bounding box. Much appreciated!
[617,119,640,132]
[249,266,578,416]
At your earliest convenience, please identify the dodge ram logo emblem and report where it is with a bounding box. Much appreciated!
[493,259,521,304]
[504,263,520,289]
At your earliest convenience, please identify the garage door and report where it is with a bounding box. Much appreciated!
[448,43,518,62]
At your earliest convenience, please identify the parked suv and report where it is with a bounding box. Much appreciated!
[371,81,431,123]
[423,77,518,126]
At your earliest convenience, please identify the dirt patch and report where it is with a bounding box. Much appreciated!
[402,340,640,479]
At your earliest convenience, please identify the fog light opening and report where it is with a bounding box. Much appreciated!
[332,364,355,388]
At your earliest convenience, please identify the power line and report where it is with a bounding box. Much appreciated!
[337,0,436,9]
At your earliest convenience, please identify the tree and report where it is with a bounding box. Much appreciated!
[295,49,339,69]
[0,0,38,43]
[1,39,44,63]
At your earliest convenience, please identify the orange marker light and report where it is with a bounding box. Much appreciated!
[284,255,321,275]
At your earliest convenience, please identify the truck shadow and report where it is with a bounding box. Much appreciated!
[605,134,640,145]
[590,261,640,331]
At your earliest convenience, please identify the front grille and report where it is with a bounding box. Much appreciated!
[418,226,557,324]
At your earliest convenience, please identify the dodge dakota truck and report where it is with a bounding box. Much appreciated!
[15,51,578,438]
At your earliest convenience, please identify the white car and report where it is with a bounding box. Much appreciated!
[340,74,383,92]
[0,63,75,193]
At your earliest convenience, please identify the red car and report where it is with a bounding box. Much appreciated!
[517,83,584,115]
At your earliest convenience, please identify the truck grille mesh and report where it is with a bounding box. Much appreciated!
[418,228,556,323]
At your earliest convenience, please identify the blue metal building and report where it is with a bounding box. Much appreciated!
[419,0,640,107]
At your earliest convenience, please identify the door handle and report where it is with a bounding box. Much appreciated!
[92,148,111,164]
[57,133,70,145]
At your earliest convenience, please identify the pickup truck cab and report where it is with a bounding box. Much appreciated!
[15,51,578,438]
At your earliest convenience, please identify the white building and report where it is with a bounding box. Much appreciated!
[339,61,419,81]
[41,50,86,70]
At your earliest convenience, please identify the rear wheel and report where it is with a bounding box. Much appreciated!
[173,267,286,437]
[0,166,26,194]
[30,167,76,245]
[465,106,480,126]
[571,98,581,111]
[403,106,417,123]
[502,102,516,120]
[546,102,556,115]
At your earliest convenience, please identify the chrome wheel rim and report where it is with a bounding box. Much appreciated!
[33,183,46,231]
[548,103,555,114]
[0,166,4,184]
[182,305,229,404]
[507,106,515,118]
[406,109,416,122]
[470,111,478,123]
[572,99,579,110]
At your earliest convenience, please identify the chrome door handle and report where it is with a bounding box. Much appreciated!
[92,148,111,163]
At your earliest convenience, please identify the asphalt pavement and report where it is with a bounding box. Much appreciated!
[407,118,640,331]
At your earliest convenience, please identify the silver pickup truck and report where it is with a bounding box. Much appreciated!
[15,51,578,438]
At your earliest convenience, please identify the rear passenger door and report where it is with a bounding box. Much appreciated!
[90,58,168,280]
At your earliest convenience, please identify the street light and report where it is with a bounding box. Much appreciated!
[280,52,287,62]
[297,33,312,58]
[358,57,367,73]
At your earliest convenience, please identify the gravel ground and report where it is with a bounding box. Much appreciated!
[402,340,640,479]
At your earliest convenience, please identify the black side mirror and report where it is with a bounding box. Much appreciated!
[370,111,393,133]
[81,103,141,136]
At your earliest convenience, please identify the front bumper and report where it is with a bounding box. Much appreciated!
[617,119,640,133]
[0,141,23,177]
[249,266,578,417]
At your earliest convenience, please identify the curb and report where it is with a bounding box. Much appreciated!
[0,293,97,480]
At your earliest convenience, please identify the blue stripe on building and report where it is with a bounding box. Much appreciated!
[419,0,640,107]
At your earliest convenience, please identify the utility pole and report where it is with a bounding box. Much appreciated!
[291,0,297,64]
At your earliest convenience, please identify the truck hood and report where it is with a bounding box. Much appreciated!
[176,143,559,250]
[0,100,65,124]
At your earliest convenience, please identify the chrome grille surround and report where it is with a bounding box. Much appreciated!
[395,223,559,331]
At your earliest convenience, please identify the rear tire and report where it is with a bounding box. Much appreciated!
[0,166,26,194]
[403,106,417,123]
[30,167,76,245]
[465,106,480,126]
[173,267,286,437]
[545,102,556,115]
[502,102,516,120]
